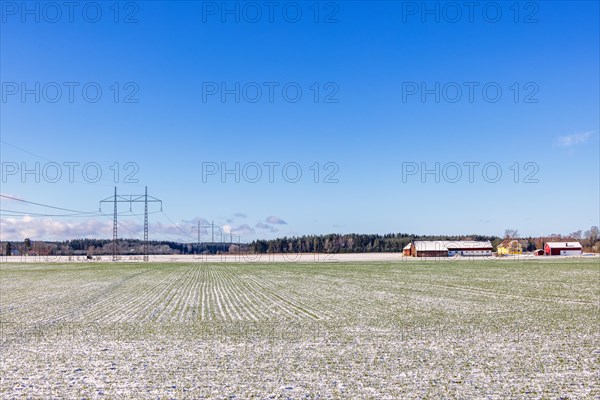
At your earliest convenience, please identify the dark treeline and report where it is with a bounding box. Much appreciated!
[2,238,244,256]
[250,233,501,254]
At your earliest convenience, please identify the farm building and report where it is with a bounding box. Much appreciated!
[544,242,582,256]
[402,243,412,256]
[410,241,493,257]
[497,240,523,255]
[411,241,451,257]
[447,241,493,256]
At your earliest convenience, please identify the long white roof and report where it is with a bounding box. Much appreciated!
[546,242,582,248]
[414,241,493,251]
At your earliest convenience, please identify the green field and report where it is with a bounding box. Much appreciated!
[1,259,598,398]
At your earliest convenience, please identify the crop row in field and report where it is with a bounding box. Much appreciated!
[1,260,598,398]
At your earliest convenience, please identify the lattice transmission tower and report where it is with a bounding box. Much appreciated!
[99,186,162,261]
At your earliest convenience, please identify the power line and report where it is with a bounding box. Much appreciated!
[160,210,196,240]
[0,192,240,252]
[97,211,144,238]
[0,139,53,162]
[129,211,194,244]
[0,209,97,218]
[0,194,97,215]
[0,139,132,187]
[0,209,161,218]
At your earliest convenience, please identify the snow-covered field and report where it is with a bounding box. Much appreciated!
[1,260,598,398]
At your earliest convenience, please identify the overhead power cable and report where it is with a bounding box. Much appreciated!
[0,194,97,215]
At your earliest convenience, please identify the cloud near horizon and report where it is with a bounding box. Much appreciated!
[181,217,210,225]
[1,212,289,241]
[1,216,114,241]
[0,216,202,241]
[255,222,279,233]
[230,224,255,236]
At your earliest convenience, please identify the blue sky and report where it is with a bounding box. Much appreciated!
[1,1,598,242]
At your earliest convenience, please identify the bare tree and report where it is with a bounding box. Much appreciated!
[584,226,599,248]
[504,229,519,239]
[569,230,582,240]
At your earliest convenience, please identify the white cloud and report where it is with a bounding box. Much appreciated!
[0,217,200,241]
[149,221,188,237]
[557,131,594,147]
[266,216,287,225]
[256,222,278,233]
[231,224,255,236]
[182,217,210,225]
[0,216,113,241]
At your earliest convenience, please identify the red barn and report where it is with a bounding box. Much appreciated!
[544,242,582,256]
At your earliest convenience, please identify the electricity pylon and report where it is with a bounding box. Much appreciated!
[99,186,162,261]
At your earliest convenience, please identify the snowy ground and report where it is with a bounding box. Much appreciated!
[1,259,598,398]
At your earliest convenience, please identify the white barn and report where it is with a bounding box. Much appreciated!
[410,241,493,257]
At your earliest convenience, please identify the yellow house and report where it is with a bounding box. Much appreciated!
[497,240,523,255]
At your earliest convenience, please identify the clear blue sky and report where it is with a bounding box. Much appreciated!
[1,1,598,242]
